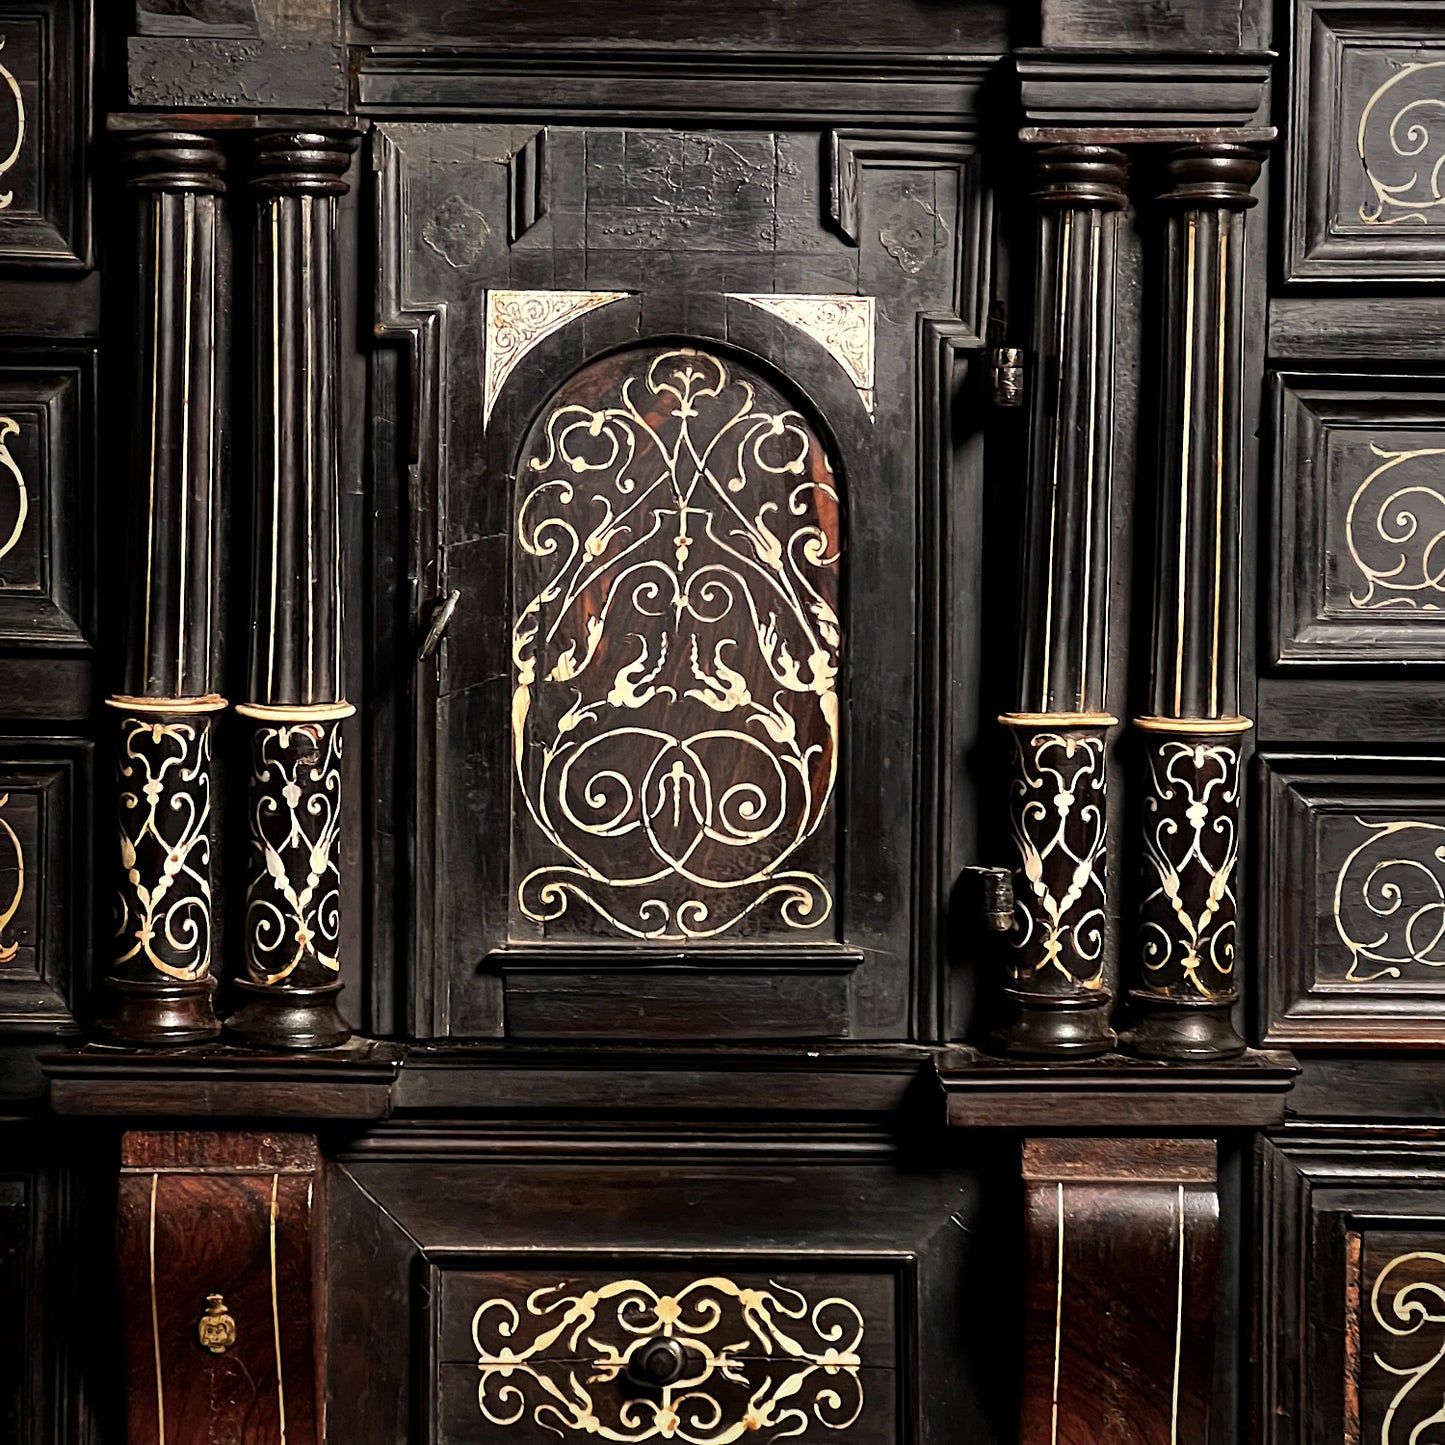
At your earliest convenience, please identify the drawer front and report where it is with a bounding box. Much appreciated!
[437,1263,899,1445]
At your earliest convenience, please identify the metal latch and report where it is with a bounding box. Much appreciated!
[418,588,461,662]
[961,865,1016,932]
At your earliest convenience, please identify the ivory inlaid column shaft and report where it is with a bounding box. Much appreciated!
[1129,143,1263,1062]
[997,146,1126,1059]
[228,127,360,1052]
[100,131,229,1046]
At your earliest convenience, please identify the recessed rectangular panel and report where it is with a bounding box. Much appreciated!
[1288,1,1445,281]
[1272,375,1445,664]
[0,358,89,648]
[0,742,87,1032]
[1260,754,1445,1045]
[1356,1230,1445,1445]
[0,3,89,269]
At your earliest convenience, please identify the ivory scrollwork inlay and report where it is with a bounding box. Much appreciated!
[1139,740,1240,998]
[1333,818,1445,983]
[727,295,876,417]
[1358,59,1445,227]
[115,718,213,982]
[0,416,26,566]
[471,1277,865,1445]
[245,720,342,984]
[1007,729,1108,987]
[485,289,630,426]
[0,36,24,212]
[1345,443,1445,610]
[0,791,22,965]
[511,346,842,943]
[1367,1250,1445,1445]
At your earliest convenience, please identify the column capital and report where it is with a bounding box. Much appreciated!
[1157,140,1265,209]
[116,129,226,193]
[1031,144,1129,210]
[247,126,362,197]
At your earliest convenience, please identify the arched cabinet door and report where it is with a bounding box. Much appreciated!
[373,121,991,1042]
[508,343,845,950]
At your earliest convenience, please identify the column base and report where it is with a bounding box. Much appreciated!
[993,988,1116,1059]
[1123,993,1245,1061]
[224,980,352,1051]
[96,976,221,1046]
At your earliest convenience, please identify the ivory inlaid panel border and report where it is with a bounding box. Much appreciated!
[1288,0,1445,281]
[1271,374,1445,666]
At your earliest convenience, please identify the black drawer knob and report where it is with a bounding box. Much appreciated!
[627,1337,688,1388]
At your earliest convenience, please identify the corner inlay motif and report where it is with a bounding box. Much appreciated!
[727,295,876,416]
[1333,818,1445,982]
[471,1277,865,1445]
[484,289,630,426]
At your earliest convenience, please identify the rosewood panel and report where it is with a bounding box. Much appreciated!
[115,1132,323,1445]
[1258,753,1445,1046]
[1022,1138,1220,1445]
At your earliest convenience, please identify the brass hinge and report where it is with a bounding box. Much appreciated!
[961,865,1016,932]
[986,300,1024,408]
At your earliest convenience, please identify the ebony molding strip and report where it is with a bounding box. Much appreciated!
[99,130,230,1047]
[228,125,361,1053]
[1129,143,1264,1062]
[997,146,1126,1060]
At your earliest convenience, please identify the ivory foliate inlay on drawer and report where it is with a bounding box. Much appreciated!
[435,1264,899,1445]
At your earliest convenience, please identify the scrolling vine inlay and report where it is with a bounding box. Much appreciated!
[1344,442,1445,610]
[510,345,842,943]
[0,36,24,213]
[1363,1246,1445,1445]
[471,1277,865,1444]
[1358,59,1445,227]
[0,416,25,567]
[0,791,21,964]
[726,295,876,417]
[1333,818,1445,983]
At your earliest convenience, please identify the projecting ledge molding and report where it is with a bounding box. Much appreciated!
[933,1047,1299,1129]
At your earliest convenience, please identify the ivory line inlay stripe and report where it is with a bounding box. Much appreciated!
[1041,210,1073,712]
[1079,210,1101,711]
[1174,214,1198,717]
[303,196,314,702]
[270,1172,287,1445]
[143,208,162,686]
[206,215,217,678]
[1052,1182,1065,1445]
[178,194,194,684]
[331,199,341,702]
[1170,1184,1185,1445]
[267,199,281,704]
[149,1172,166,1445]
[1210,226,1227,718]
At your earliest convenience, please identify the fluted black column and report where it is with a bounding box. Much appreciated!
[1128,144,1263,1061]
[226,127,360,1050]
[997,147,1126,1058]
[100,132,229,1045]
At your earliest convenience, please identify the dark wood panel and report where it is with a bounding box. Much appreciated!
[347,0,1009,51]
[1259,754,1445,1046]
[1270,374,1445,666]
[1286,0,1445,282]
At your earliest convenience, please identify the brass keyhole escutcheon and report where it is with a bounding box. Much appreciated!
[626,1337,688,1389]
[197,1294,237,1355]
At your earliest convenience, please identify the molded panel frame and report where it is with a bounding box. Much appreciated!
[1270,372,1445,666]
[1258,752,1445,1046]
[1287,0,1445,282]
[0,353,90,649]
